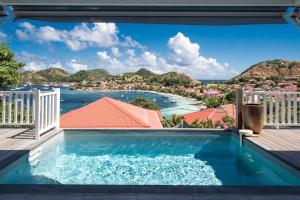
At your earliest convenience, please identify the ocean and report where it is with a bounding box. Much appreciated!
[21,87,198,118]
[60,88,199,118]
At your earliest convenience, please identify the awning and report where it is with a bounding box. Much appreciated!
[11,5,289,25]
[0,5,6,17]
[291,7,300,26]
[3,0,299,25]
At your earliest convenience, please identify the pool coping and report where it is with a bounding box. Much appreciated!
[0,185,300,195]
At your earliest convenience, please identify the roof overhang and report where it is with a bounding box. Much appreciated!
[2,0,300,25]
[291,7,300,26]
[0,5,6,17]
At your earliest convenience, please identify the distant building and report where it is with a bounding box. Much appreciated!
[61,97,163,128]
[203,89,221,97]
[182,104,236,128]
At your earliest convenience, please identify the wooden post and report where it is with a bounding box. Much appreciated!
[34,90,40,140]
[54,88,60,129]
[236,88,244,130]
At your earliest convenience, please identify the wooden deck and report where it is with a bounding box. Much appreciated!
[245,129,300,171]
[0,128,62,170]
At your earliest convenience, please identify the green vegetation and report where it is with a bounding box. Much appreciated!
[68,69,111,82]
[268,76,283,84]
[162,114,184,128]
[135,68,156,78]
[130,97,159,110]
[0,101,33,124]
[231,60,300,83]
[0,43,25,90]
[190,119,217,128]
[159,72,196,87]
[223,115,236,128]
[22,67,199,88]
[225,90,236,103]
[204,96,222,108]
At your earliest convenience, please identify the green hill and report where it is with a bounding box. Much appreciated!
[68,69,111,82]
[230,60,300,83]
[159,72,200,86]
[21,67,199,87]
[22,68,69,84]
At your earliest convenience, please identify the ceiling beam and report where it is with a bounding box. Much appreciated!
[2,0,298,6]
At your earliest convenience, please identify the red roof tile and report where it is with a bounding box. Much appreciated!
[182,104,236,126]
[60,97,162,128]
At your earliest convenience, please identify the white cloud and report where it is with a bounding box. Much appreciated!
[121,36,145,49]
[51,62,64,69]
[95,32,236,79]
[17,51,64,71]
[0,32,7,40]
[166,32,236,79]
[67,59,88,72]
[111,47,121,57]
[126,49,135,57]
[16,22,119,51]
[140,51,157,67]
[16,25,236,79]
[168,32,200,65]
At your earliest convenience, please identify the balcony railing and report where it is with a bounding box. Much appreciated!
[237,89,300,129]
[0,88,60,139]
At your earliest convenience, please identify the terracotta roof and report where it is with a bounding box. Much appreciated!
[60,97,163,128]
[182,104,236,127]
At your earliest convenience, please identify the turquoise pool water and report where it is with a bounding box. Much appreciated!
[0,131,300,185]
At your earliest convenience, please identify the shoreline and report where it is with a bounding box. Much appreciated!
[76,88,203,109]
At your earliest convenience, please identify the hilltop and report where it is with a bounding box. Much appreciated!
[22,68,69,84]
[68,69,112,82]
[231,60,300,82]
[21,67,199,87]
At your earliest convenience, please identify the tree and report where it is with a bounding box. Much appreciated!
[225,90,236,103]
[204,96,221,108]
[162,114,184,128]
[190,119,216,128]
[223,115,236,128]
[0,43,25,90]
[130,97,159,110]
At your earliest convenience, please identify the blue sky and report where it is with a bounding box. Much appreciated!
[0,17,300,80]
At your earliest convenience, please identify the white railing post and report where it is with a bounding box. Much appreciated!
[236,87,244,129]
[243,91,300,129]
[34,90,41,140]
[1,94,6,124]
[54,88,60,129]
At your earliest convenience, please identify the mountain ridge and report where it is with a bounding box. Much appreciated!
[231,59,300,82]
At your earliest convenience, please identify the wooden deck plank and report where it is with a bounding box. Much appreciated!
[0,128,63,170]
[246,129,300,171]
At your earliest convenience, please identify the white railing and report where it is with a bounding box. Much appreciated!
[243,91,300,129]
[0,88,60,139]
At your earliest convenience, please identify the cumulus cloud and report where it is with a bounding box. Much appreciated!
[121,36,145,49]
[0,31,7,41]
[166,32,236,79]
[16,22,119,51]
[16,22,145,52]
[95,32,236,79]
[17,51,64,71]
[111,47,121,57]
[126,49,135,57]
[67,59,88,72]
[168,32,200,65]
[16,26,236,79]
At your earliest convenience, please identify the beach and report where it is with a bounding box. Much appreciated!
[62,88,202,118]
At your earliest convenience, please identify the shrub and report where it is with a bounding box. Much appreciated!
[130,97,159,110]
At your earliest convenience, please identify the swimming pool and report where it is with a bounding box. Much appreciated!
[0,130,300,185]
